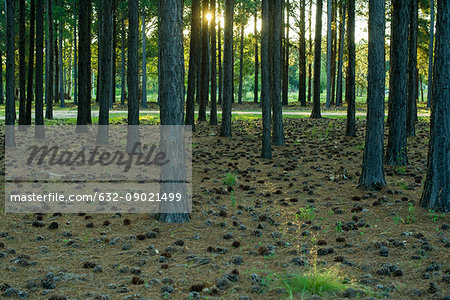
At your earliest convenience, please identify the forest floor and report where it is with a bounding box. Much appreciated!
[0,117,448,300]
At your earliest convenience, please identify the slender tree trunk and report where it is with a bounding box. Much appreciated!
[59,10,65,108]
[141,6,147,108]
[25,0,35,124]
[253,10,259,104]
[407,0,418,136]
[158,0,190,223]
[55,23,59,104]
[0,51,4,105]
[345,0,356,136]
[307,0,312,103]
[298,0,306,107]
[386,0,409,166]
[426,0,434,108]
[336,3,345,107]
[196,18,202,105]
[5,0,16,146]
[420,0,449,211]
[280,0,285,106]
[238,24,244,104]
[111,5,117,106]
[45,0,54,120]
[270,0,285,145]
[186,0,200,128]
[19,0,26,125]
[96,1,102,104]
[359,0,386,190]
[120,17,126,106]
[35,0,44,137]
[261,0,272,158]
[326,0,332,108]
[198,0,210,121]
[330,0,337,106]
[220,0,233,137]
[210,0,218,125]
[218,17,223,106]
[282,0,289,106]
[127,0,139,129]
[77,0,92,128]
[311,0,323,118]
[73,17,78,105]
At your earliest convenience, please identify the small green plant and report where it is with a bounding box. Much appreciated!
[335,222,343,232]
[393,214,403,225]
[296,207,316,222]
[223,172,238,208]
[428,210,445,222]
[405,203,417,224]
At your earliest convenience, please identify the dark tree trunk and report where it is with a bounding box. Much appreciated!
[198,0,210,122]
[158,0,190,223]
[55,23,59,104]
[196,18,202,105]
[97,0,113,145]
[280,0,285,106]
[270,0,285,145]
[210,0,218,125]
[73,16,78,105]
[326,0,332,108]
[35,0,44,138]
[25,0,35,124]
[96,1,102,104]
[261,0,272,158]
[0,51,4,105]
[336,3,345,107]
[282,0,289,106]
[186,0,200,128]
[298,0,306,107]
[19,0,26,125]
[218,17,223,106]
[77,0,92,128]
[386,0,409,166]
[220,0,233,137]
[45,0,54,120]
[59,9,65,108]
[420,0,449,211]
[427,0,434,108]
[311,0,323,118]
[253,10,259,104]
[330,0,337,106]
[407,0,418,137]
[238,24,244,104]
[5,0,16,146]
[359,0,386,190]
[111,6,117,105]
[120,17,126,106]
[127,0,139,125]
[307,0,312,103]
[141,5,147,108]
[345,0,356,136]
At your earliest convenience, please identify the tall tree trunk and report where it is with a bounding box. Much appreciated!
[407,0,418,136]
[253,10,259,104]
[307,0,312,103]
[261,0,271,158]
[198,0,210,121]
[96,1,103,104]
[386,0,409,166]
[97,0,113,144]
[210,0,218,125]
[45,0,54,120]
[26,0,35,124]
[218,17,223,106]
[0,51,4,105]
[196,18,202,105]
[426,0,434,108]
[59,9,65,108]
[141,6,147,108]
[73,17,78,105]
[330,0,337,106]
[220,0,233,137]
[35,0,44,137]
[345,0,356,136]
[19,0,26,125]
[298,0,306,107]
[186,0,200,128]
[311,0,323,118]
[158,0,190,223]
[336,2,345,107]
[5,0,15,146]
[326,0,332,108]
[359,0,386,190]
[282,0,289,106]
[238,24,244,104]
[111,6,117,106]
[77,0,92,128]
[127,0,139,129]
[270,0,285,145]
[55,23,59,104]
[420,0,449,211]
[120,17,126,106]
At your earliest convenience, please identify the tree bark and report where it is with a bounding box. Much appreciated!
[386,0,409,166]
[0,51,4,105]
[336,3,345,107]
[19,0,26,125]
[45,0,54,120]
[218,17,223,106]
[55,22,59,104]
[158,0,190,223]
[311,0,323,118]
[407,0,418,136]
[120,17,126,106]
[420,0,449,211]
[253,10,259,104]
[111,6,117,106]
[26,0,35,124]
[186,0,200,128]
[238,24,244,104]
[307,0,312,103]
[426,0,434,108]
[210,0,218,125]
[298,0,306,107]
[220,0,233,137]
[282,0,289,106]
[359,0,386,191]
[345,0,356,136]
[330,0,337,106]
[59,8,65,108]
[141,5,147,108]
[326,0,332,108]
[261,0,272,158]
[5,0,16,146]
[198,0,210,122]
[73,16,78,105]
[34,0,44,138]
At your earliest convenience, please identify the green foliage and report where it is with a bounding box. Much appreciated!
[393,203,417,224]
[295,207,316,222]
